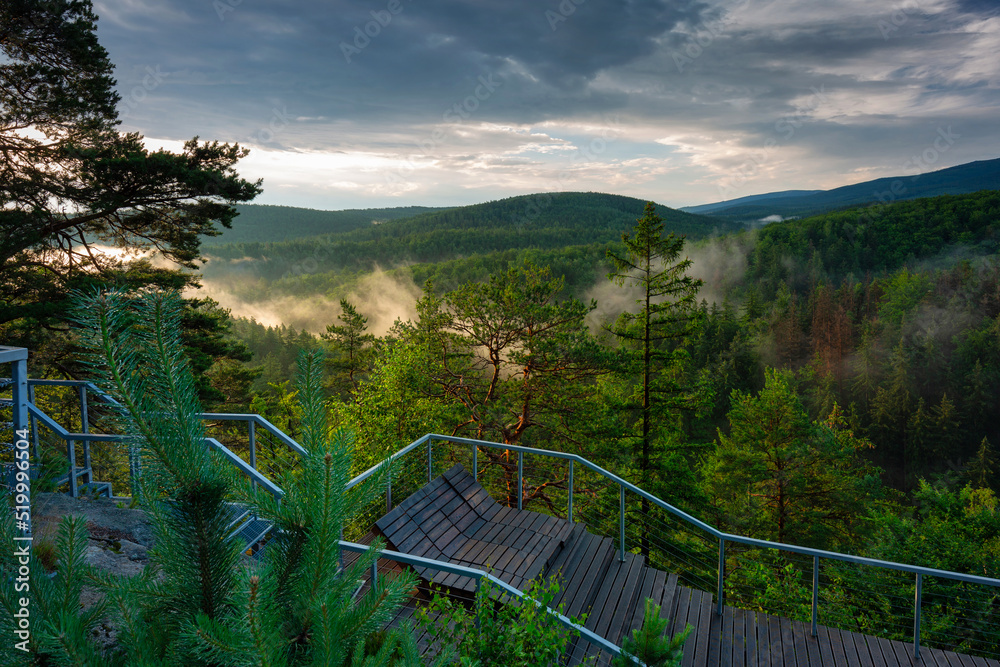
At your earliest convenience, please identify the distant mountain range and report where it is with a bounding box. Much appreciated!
[680,157,1000,223]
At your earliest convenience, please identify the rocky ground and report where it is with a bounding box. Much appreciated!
[33,492,154,649]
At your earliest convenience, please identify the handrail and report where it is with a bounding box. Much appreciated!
[338,540,624,659]
[362,434,1000,590]
[205,437,284,499]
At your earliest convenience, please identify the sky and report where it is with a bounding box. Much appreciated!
[94,0,1000,211]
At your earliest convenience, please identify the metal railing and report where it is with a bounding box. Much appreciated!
[349,433,1000,662]
[9,358,1000,662]
[339,540,623,665]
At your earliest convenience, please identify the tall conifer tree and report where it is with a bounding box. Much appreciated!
[607,202,703,555]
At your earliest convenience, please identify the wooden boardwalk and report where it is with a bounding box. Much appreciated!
[367,465,999,667]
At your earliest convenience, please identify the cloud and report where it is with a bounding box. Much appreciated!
[92,0,1000,209]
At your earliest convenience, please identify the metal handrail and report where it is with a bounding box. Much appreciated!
[401,434,1000,589]
[338,540,624,660]
[358,433,1000,661]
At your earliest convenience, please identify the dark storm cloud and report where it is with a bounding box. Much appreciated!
[98,0,710,139]
[93,0,1000,207]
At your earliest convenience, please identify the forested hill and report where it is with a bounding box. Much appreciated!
[741,189,1000,299]
[683,156,1000,223]
[203,192,731,284]
[202,204,450,245]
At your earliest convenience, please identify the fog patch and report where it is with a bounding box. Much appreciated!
[191,268,422,337]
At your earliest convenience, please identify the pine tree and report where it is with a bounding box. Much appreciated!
[324,298,376,396]
[611,598,692,667]
[606,202,703,555]
[5,287,423,665]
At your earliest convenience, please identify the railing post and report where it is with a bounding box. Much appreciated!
[427,438,433,483]
[716,537,725,615]
[472,443,477,481]
[619,484,626,563]
[474,576,482,633]
[812,554,819,637]
[914,573,922,660]
[78,385,91,485]
[27,382,40,465]
[67,438,78,498]
[517,451,523,511]
[568,460,574,523]
[386,474,392,513]
[248,419,257,495]
[371,558,378,590]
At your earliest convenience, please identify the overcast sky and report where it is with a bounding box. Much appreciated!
[94,0,1000,211]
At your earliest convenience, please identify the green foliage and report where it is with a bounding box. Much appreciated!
[704,369,882,548]
[417,576,585,667]
[0,0,260,328]
[0,513,108,666]
[324,299,377,396]
[612,598,692,667]
[6,288,419,665]
[606,202,709,541]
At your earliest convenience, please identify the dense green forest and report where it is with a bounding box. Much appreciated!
[200,192,734,297]
[201,204,450,245]
[8,1,997,663]
[215,190,1000,577]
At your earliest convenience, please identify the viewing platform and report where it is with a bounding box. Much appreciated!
[3,347,999,666]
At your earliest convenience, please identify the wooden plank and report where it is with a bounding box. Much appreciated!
[844,629,877,667]
[708,606,733,667]
[694,591,715,667]
[830,626,858,667]
[603,557,648,644]
[791,619,821,667]
[732,607,749,667]
[564,537,615,619]
[623,568,657,640]
[787,618,809,667]
[766,613,782,667]
[869,632,901,667]
[549,531,599,607]
[743,609,759,667]
[670,588,692,651]
[888,638,918,667]
[772,616,795,667]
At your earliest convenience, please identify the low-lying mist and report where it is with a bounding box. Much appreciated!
[192,269,423,336]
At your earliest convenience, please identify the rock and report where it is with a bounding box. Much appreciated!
[33,492,153,547]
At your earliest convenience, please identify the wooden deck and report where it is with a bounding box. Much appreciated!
[367,464,999,667]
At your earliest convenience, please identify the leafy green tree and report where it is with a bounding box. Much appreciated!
[606,202,704,553]
[704,369,882,548]
[0,0,260,334]
[417,576,584,667]
[406,262,611,508]
[968,437,998,491]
